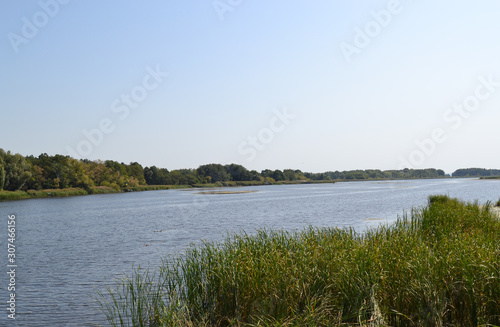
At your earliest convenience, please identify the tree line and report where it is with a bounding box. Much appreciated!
[451,168,500,177]
[303,168,446,181]
[0,148,459,192]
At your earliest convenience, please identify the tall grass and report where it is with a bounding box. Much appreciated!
[98,196,500,326]
[27,187,89,197]
[0,188,89,200]
[0,190,31,201]
[0,185,192,202]
[123,185,192,192]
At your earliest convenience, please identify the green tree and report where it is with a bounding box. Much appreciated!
[0,155,5,190]
[197,164,230,183]
[261,169,273,179]
[225,164,251,181]
[27,153,69,189]
[126,162,146,184]
[177,169,199,185]
[272,169,285,181]
[0,149,32,191]
[452,168,500,177]
[68,159,94,191]
[249,170,262,181]
[294,170,308,181]
[283,169,297,181]
[167,170,184,185]
[26,165,45,190]
[144,166,160,185]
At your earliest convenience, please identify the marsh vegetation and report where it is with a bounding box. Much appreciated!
[98,195,500,326]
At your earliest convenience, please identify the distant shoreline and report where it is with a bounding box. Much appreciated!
[0,185,185,201]
[1,180,332,202]
[0,176,486,202]
[2,176,497,202]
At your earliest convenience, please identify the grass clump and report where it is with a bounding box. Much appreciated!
[0,190,30,201]
[90,186,121,194]
[427,194,451,205]
[98,195,500,326]
[123,185,191,192]
[27,187,88,197]
[1,188,89,201]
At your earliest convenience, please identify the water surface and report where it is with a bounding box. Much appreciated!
[0,178,498,326]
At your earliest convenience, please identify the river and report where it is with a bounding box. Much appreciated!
[0,178,498,326]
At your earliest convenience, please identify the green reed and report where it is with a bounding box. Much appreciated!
[98,195,500,326]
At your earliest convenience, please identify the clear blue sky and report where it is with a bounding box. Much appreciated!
[2,1,500,174]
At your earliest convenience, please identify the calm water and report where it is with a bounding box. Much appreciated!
[0,178,499,326]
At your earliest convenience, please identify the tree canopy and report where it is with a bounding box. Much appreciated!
[0,148,469,193]
[452,168,500,177]
[0,149,32,191]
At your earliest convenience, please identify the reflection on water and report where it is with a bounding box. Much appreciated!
[0,178,498,326]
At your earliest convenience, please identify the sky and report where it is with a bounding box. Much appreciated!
[1,1,500,174]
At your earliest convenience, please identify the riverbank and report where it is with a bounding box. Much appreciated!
[98,195,500,326]
[481,176,500,179]
[0,176,492,202]
[0,185,191,201]
[0,180,337,201]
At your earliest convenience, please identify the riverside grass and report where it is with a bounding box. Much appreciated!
[0,185,191,201]
[0,187,88,200]
[98,196,500,326]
